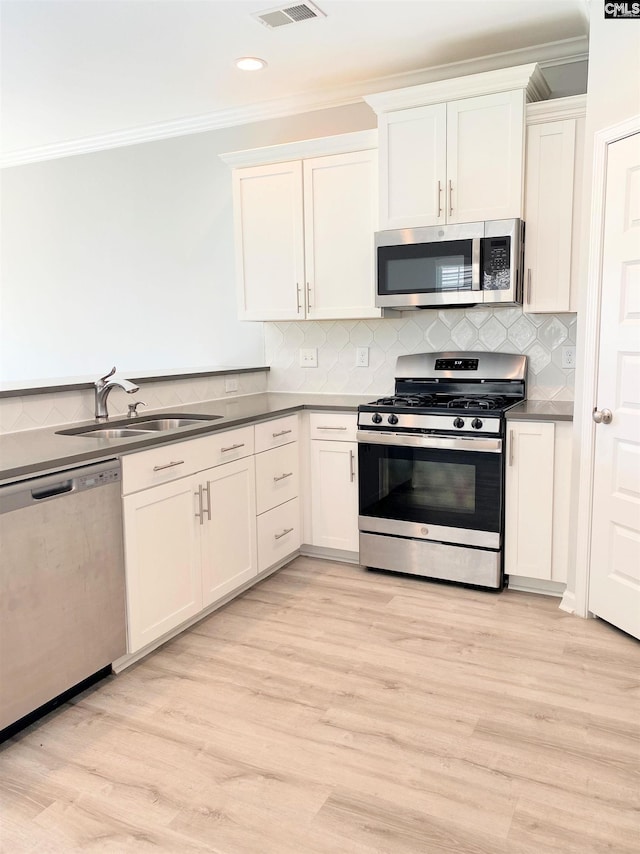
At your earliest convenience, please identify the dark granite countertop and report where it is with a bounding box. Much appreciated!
[0,393,370,484]
[507,400,574,422]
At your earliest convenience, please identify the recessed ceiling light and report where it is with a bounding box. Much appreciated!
[235,57,268,71]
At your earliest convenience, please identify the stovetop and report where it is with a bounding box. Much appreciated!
[365,393,514,413]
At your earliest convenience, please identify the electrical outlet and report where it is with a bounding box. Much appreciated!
[299,348,318,368]
[561,346,577,369]
[355,346,369,367]
[224,377,239,393]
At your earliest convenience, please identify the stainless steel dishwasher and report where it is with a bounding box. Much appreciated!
[0,459,127,735]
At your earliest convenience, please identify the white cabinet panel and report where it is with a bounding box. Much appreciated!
[378,103,447,229]
[254,414,298,453]
[310,439,359,552]
[447,91,525,223]
[255,441,299,515]
[309,412,358,442]
[201,456,257,607]
[123,476,202,653]
[257,497,301,573]
[233,161,304,321]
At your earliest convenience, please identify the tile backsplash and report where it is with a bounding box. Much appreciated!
[264,307,577,399]
[0,370,268,434]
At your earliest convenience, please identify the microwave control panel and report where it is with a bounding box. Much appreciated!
[482,237,511,291]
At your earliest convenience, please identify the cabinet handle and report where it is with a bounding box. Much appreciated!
[221,443,245,453]
[296,283,302,314]
[272,429,292,438]
[349,449,356,482]
[527,269,532,304]
[317,425,347,431]
[153,459,185,471]
[436,180,442,217]
[509,430,515,467]
[306,282,312,310]
[195,484,204,525]
[204,480,212,521]
[274,527,294,541]
[273,472,293,482]
[448,180,453,217]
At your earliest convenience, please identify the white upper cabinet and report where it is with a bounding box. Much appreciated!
[222,131,384,321]
[365,63,549,231]
[523,95,586,314]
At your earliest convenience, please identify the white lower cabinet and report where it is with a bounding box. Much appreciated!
[505,420,571,584]
[201,456,257,607]
[123,475,203,654]
[257,497,301,573]
[309,435,359,553]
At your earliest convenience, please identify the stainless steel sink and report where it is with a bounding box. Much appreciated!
[78,428,153,439]
[57,412,223,438]
[132,418,211,431]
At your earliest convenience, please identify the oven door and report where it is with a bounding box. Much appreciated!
[357,432,503,549]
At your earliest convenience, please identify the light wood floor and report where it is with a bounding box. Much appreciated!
[1,557,639,853]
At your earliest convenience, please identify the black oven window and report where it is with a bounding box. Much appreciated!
[378,240,473,295]
[408,461,475,513]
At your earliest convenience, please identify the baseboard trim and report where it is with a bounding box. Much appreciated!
[507,576,566,597]
[300,544,360,564]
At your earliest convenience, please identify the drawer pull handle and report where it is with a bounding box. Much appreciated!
[273,472,293,483]
[272,429,292,438]
[274,527,294,541]
[153,459,185,471]
[221,443,245,453]
[317,425,347,431]
[195,484,204,525]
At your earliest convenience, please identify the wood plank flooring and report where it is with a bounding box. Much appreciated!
[1,557,639,853]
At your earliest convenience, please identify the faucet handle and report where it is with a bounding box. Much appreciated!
[127,401,147,418]
[99,366,116,384]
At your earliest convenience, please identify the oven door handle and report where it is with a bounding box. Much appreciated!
[356,430,502,453]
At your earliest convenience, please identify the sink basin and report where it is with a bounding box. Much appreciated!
[57,412,223,437]
[133,418,215,431]
[78,428,153,439]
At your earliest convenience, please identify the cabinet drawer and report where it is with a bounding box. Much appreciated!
[122,438,203,495]
[255,414,299,453]
[309,412,357,442]
[255,442,299,515]
[257,497,301,573]
[196,425,255,469]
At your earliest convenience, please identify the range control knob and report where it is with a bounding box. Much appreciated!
[371,412,383,424]
[388,414,399,425]
[471,418,483,430]
[453,417,465,429]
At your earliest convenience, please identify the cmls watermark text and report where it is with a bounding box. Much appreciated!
[605,2,640,17]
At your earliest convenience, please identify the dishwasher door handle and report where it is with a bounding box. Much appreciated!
[32,480,73,500]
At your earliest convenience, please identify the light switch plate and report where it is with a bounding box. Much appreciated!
[299,348,318,368]
[225,378,239,393]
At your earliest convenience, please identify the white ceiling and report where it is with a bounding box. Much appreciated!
[0,0,590,158]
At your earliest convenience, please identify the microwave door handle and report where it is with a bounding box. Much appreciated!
[471,238,482,291]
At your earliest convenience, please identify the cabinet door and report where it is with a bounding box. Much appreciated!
[303,150,381,319]
[257,497,301,573]
[123,476,202,653]
[524,119,576,313]
[447,91,525,224]
[309,440,359,552]
[233,161,304,321]
[505,421,555,580]
[378,103,447,229]
[201,456,257,607]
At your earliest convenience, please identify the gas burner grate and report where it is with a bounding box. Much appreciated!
[446,396,508,411]
[372,394,437,407]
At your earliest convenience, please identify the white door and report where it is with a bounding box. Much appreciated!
[303,149,380,319]
[588,131,640,640]
[200,456,257,607]
[232,160,304,320]
[378,103,447,229]
[123,476,202,653]
[310,440,359,552]
[446,90,524,224]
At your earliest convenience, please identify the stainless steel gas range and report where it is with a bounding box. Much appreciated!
[357,351,527,590]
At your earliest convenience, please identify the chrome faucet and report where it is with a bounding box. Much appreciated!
[94,367,139,419]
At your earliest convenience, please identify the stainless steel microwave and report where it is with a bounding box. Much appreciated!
[375,218,524,309]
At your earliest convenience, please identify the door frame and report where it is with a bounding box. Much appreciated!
[566,114,640,619]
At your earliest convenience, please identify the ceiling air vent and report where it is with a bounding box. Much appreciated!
[254,2,326,29]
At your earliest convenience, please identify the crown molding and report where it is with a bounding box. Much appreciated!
[220,130,377,168]
[1,36,588,170]
[526,93,588,124]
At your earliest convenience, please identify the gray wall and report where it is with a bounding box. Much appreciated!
[0,102,375,382]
